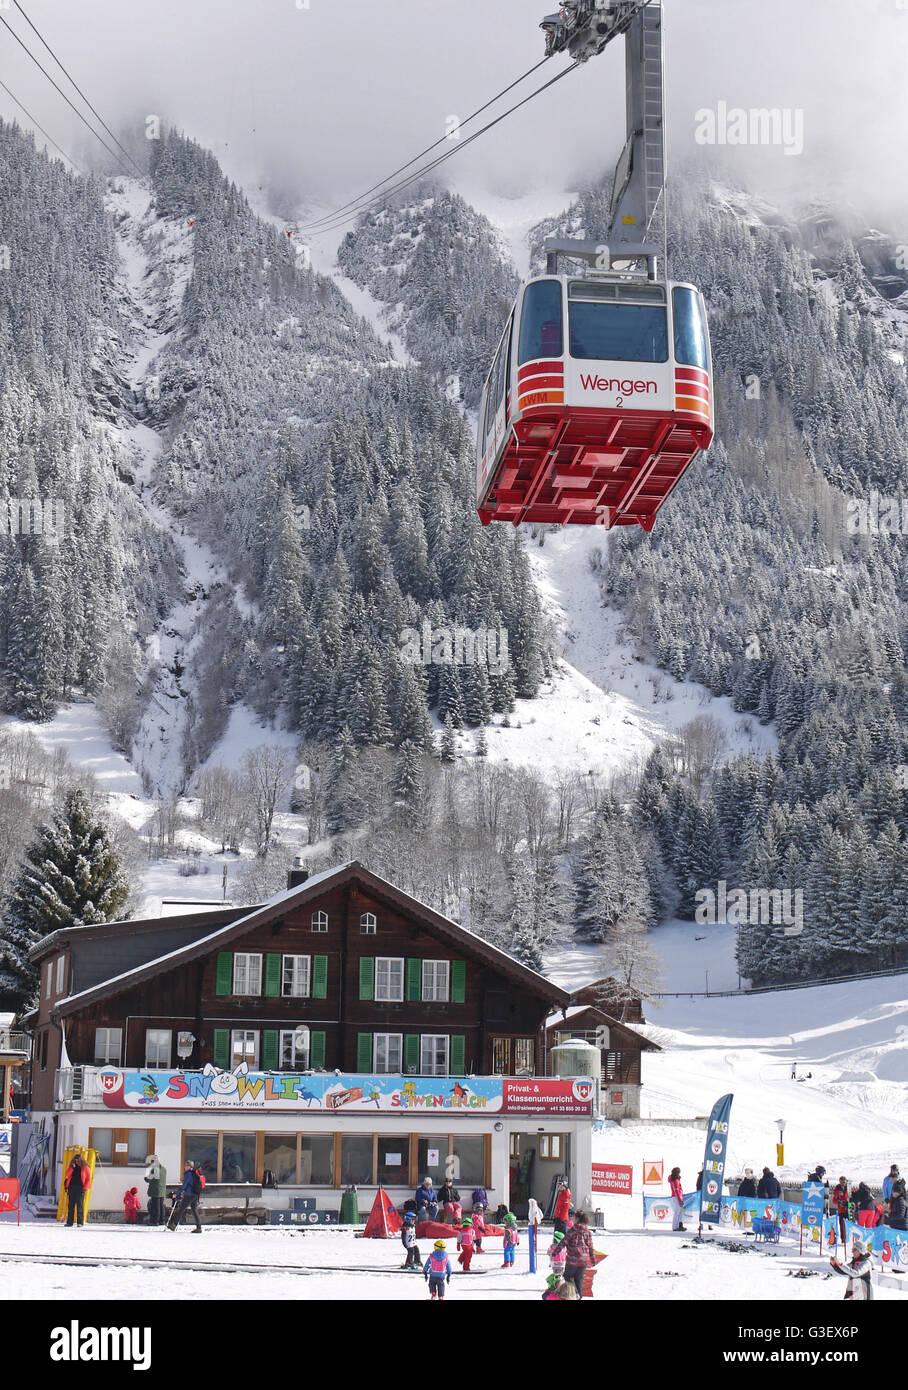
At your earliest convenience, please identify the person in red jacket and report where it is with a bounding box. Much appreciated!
[669,1167,686,1231]
[123,1187,141,1223]
[64,1154,91,1228]
[832,1177,850,1243]
[561,1211,595,1299]
[553,1178,572,1235]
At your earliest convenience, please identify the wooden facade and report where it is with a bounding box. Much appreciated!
[546,1004,660,1086]
[28,863,568,1111]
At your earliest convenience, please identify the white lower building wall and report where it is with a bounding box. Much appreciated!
[47,1110,592,1217]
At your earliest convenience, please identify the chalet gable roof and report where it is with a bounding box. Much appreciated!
[546,1004,661,1051]
[52,861,570,1017]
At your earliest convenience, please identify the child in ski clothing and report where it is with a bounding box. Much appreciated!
[830,1239,873,1301]
[457,1219,475,1270]
[471,1207,486,1252]
[401,1213,421,1269]
[542,1272,578,1301]
[561,1212,595,1300]
[548,1229,567,1275]
[669,1167,686,1231]
[502,1213,520,1267]
[424,1241,453,1299]
[123,1187,141,1223]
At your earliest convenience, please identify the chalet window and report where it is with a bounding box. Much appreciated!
[280,1028,309,1069]
[222,1134,256,1182]
[145,1030,171,1068]
[538,1134,564,1161]
[377,1136,408,1186]
[514,1039,534,1073]
[491,1038,510,1074]
[421,961,449,1002]
[373,1033,403,1073]
[230,1029,258,1068]
[89,1127,155,1167]
[45,963,52,999]
[40,1031,48,1071]
[184,1132,218,1182]
[233,953,262,996]
[449,1134,485,1184]
[263,1134,297,1184]
[420,1034,449,1077]
[300,1135,333,1184]
[55,955,66,995]
[360,913,377,935]
[94,1028,122,1065]
[311,911,328,933]
[341,1135,374,1184]
[282,954,311,998]
[375,957,404,1002]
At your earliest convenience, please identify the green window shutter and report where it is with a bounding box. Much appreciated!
[451,961,466,1003]
[356,1032,373,1072]
[216,953,233,996]
[310,1031,326,1069]
[359,957,374,1001]
[213,1029,230,1068]
[450,1035,465,1076]
[312,955,328,999]
[264,954,282,998]
[262,1029,279,1070]
[406,959,421,1002]
[404,1034,420,1074]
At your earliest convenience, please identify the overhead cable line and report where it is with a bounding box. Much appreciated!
[11,0,144,176]
[0,75,84,173]
[302,59,583,239]
[0,14,135,175]
[297,53,554,233]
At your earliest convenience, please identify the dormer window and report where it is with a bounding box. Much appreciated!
[360,913,377,935]
[311,911,328,933]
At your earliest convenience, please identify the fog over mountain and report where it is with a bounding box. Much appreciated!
[0,0,905,225]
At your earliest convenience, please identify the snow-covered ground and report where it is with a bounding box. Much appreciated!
[1,1220,899,1302]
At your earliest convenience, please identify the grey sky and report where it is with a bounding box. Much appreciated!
[0,0,905,227]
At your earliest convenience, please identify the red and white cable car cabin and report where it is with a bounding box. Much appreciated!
[476,274,713,529]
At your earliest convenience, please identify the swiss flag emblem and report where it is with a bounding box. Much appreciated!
[98,1071,121,1093]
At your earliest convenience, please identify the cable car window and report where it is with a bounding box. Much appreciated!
[569,302,668,362]
[484,339,504,444]
[519,280,563,363]
[672,287,709,370]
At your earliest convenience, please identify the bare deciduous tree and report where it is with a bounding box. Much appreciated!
[243,745,294,856]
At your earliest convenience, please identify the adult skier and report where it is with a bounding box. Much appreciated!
[63,1153,92,1228]
[830,1239,873,1301]
[167,1160,203,1232]
[757,1167,782,1199]
[738,1168,758,1198]
[669,1167,685,1231]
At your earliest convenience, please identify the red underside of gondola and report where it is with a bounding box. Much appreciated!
[477,406,712,529]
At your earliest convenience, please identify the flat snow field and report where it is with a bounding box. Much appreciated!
[0,1222,899,1302]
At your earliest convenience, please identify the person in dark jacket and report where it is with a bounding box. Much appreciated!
[757,1167,781,1199]
[853,1182,878,1229]
[415,1178,439,1221]
[64,1153,91,1228]
[167,1160,203,1232]
[832,1177,850,1243]
[438,1181,462,1224]
[738,1168,758,1198]
[471,1186,489,1211]
[144,1154,167,1226]
[887,1179,907,1231]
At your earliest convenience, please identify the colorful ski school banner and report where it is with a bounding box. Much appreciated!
[642,1191,908,1272]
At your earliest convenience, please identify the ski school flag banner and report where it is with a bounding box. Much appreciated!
[643,1191,699,1224]
[841,1217,908,1271]
[699,1093,733,1223]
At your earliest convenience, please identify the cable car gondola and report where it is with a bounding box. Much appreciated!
[476,1,713,530]
[476,269,712,529]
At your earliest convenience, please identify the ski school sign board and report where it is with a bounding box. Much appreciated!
[97,1070,594,1115]
[592,1163,633,1195]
